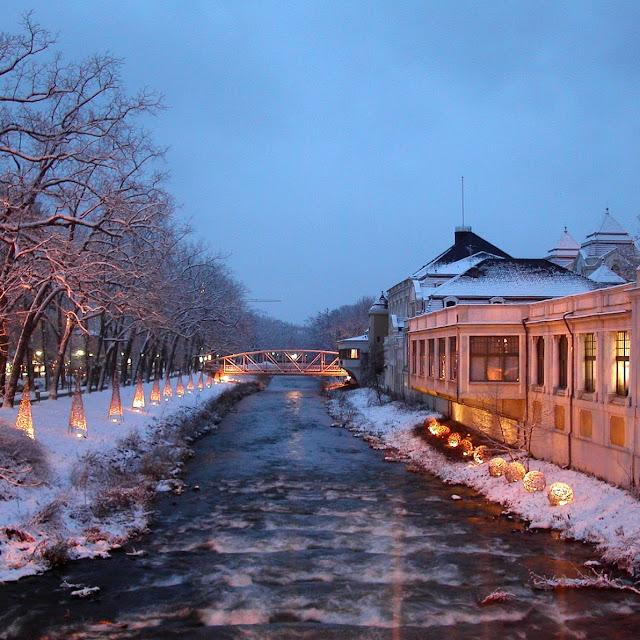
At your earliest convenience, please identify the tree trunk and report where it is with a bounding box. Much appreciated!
[48,316,75,401]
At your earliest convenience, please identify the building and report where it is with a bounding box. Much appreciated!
[337,333,368,384]
[407,271,640,487]
[382,226,511,398]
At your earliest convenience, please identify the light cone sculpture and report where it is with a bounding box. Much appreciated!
[132,375,145,411]
[206,373,213,388]
[150,376,161,405]
[163,375,173,401]
[197,371,204,392]
[15,379,35,439]
[176,375,185,398]
[68,377,88,438]
[186,372,194,394]
[108,371,124,423]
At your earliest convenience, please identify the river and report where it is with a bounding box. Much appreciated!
[1,376,639,639]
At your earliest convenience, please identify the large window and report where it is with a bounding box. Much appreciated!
[449,336,458,380]
[411,341,417,376]
[419,340,425,376]
[438,337,446,379]
[428,339,435,377]
[583,333,596,393]
[615,331,630,396]
[469,336,519,382]
[535,337,545,385]
[558,335,568,390]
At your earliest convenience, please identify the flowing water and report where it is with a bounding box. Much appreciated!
[1,376,640,639]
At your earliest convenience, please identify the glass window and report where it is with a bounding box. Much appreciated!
[428,339,435,377]
[419,340,425,376]
[349,348,359,360]
[411,340,417,376]
[438,337,446,379]
[469,336,519,382]
[536,337,544,385]
[615,331,630,396]
[449,336,458,380]
[558,335,568,389]
[583,333,596,393]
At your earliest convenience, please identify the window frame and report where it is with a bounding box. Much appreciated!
[469,335,519,383]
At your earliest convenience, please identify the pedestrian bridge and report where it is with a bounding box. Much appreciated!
[208,350,347,377]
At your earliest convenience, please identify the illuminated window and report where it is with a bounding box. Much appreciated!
[349,348,359,360]
[583,333,596,393]
[535,337,544,385]
[557,335,568,389]
[438,337,446,379]
[449,336,458,380]
[428,339,435,377]
[615,331,630,396]
[469,336,519,382]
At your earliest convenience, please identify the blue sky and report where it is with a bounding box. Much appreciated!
[4,2,640,323]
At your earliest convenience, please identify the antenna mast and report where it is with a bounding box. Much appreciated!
[461,176,465,227]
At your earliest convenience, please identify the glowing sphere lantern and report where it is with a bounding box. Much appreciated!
[473,445,490,464]
[548,482,574,506]
[489,457,508,477]
[460,439,474,457]
[163,375,173,401]
[15,379,35,439]
[132,375,145,411]
[108,371,124,423]
[447,432,462,447]
[68,377,88,438]
[523,470,547,493]
[197,371,204,391]
[176,375,185,398]
[186,373,194,394]
[425,417,438,433]
[505,461,526,483]
[149,376,161,406]
[436,424,451,439]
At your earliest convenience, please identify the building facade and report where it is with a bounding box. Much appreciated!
[407,273,640,487]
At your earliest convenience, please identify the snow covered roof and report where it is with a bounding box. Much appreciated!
[588,264,626,284]
[412,228,510,279]
[581,209,635,258]
[416,252,502,277]
[369,293,388,315]
[545,227,580,266]
[421,258,603,302]
[338,334,368,343]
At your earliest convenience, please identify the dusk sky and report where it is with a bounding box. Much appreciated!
[5,2,640,323]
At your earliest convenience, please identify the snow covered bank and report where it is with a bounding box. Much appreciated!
[327,388,640,577]
[0,379,261,582]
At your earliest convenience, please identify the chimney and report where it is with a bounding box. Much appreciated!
[455,225,472,244]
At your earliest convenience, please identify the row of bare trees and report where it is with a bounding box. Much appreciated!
[0,16,250,406]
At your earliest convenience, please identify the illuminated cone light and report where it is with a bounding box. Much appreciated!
[473,445,491,464]
[197,371,204,392]
[68,377,88,438]
[489,457,508,477]
[186,372,194,394]
[523,470,547,493]
[176,375,185,398]
[150,376,161,406]
[108,371,124,424]
[163,375,173,401]
[132,375,145,411]
[548,482,574,506]
[15,379,35,439]
[505,461,526,483]
[206,373,213,388]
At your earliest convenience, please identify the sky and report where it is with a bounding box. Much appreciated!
[4,1,640,323]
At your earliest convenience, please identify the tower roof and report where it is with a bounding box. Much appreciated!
[581,209,634,258]
[545,227,580,266]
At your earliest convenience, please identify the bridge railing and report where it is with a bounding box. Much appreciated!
[207,350,347,377]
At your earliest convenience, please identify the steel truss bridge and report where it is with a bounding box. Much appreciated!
[208,350,347,377]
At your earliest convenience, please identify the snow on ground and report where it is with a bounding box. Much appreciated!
[328,387,640,577]
[0,378,234,583]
